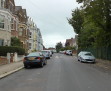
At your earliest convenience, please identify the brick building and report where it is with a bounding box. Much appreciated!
[15,6,29,52]
[3,0,19,38]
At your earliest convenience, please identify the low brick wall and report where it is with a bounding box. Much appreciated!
[0,57,8,66]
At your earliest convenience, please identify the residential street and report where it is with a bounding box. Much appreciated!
[0,53,111,91]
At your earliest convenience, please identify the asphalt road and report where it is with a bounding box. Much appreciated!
[0,53,111,91]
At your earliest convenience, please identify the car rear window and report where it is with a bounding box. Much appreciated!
[28,52,40,56]
[42,51,47,53]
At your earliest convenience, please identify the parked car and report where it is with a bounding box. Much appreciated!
[66,50,73,56]
[47,50,52,57]
[23,52,47,68]
[59,51,64,54]
[41,50,50,59]
[78,51,95,63]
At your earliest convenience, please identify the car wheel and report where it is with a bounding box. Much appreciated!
[24,65,30,69]
[80,58,83,63]
[44,60,47,65]
[40,62,44,68]
[24,65,28,68]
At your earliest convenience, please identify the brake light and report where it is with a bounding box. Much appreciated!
[36,57,41,60]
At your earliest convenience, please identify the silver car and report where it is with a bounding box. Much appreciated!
[66,50,72,56]
[41,50,50,59]
[78,51,95,63]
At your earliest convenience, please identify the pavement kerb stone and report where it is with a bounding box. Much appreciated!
[0,66,24,79]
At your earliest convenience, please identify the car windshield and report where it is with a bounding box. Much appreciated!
[84,53,92,56]
[28,52,40,56]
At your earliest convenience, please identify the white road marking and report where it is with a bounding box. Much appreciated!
[37,73,40,75]
[55,56,59,59]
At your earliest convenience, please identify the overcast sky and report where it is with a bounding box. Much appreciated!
[15,0,81,48]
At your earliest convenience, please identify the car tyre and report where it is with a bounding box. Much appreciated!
[24,65,27,69]
[40,62,44,68]
[44,60,47,65]
[24,65,30,69]
[80,59,83,63]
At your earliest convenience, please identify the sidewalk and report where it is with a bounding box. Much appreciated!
[0,61,24,79]
[73,54,111,71]
[94,59,111,71]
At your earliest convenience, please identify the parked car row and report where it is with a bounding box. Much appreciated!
[60,50,96,63]
[60,50,73,56]
[23,50,53,68]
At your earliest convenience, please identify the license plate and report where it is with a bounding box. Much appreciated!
[28,57,35,60]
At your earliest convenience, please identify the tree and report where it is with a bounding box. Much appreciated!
[83,0,111,46]
[55,42,63,52]
[11,37,22,47]
[68,8,84,34]
[60,46,76,51]
[69,0,111,49]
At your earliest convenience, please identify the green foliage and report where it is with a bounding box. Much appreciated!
[11,37,22,47]
[60,46,76,51]
[55,42,63,52]
[0,46,25,56]
[68,8,84,34]
[69,0,111,49]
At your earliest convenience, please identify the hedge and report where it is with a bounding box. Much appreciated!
[0,46,25,56]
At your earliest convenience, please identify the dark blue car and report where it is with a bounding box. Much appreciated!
[23,52,47,68]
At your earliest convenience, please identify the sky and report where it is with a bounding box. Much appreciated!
[15,0,81,48]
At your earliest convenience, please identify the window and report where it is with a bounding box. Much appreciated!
[19,28,22,36]
[0,39,4,46]
[1,0,4,8]
[11,24,14,29]
[29,32,32,38]
[11,18,14,29]
[84,53,92,56]
[0,15,5,29]
[11,18,14,23]
[29,43,31,49]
